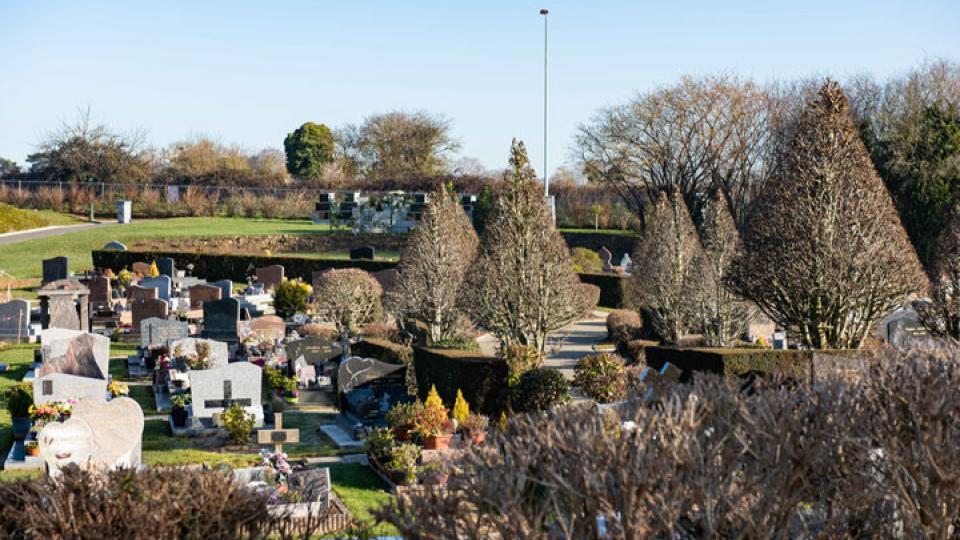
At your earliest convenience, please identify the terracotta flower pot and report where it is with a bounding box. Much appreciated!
[423,434,453,450]
[25,444,40,457]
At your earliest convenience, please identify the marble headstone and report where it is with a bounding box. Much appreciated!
[0,299,30,340]
[189,283,222,309]
[102,240,128,251]
[599,247,613,272]
[33,372,108,406]
[189,362,263,423]
[37,396,144,477]
[132,298,169,332]
[126,285,158,302]
[203,298,241,341]
[140,317,189,348]
[139,275,172,302]
[212,279,233,300]
[88,275,111,306]
[243,315,285,341]
[254,265,284,291]
[39,332,110,379]
[131,262,151,276]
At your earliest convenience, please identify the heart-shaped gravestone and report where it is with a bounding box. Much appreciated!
[38,417,95,474]
[71,396,145,469]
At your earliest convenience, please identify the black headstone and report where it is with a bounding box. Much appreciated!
[349,246,375,260]
[42,257,69,284]
[203,297,241,341]
[157,258,176,278]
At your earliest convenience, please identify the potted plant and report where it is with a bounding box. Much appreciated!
[4,383,33,440]
[366,426,395,467]
[418,461,448,486]
[386,442,420,486]
[386,401,422,442]
[170,393,190,428]
[415,386,455,450]
[107,380,129,399]
[24,440,40,457]
[460,412,490,445]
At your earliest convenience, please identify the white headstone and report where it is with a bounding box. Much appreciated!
[38,396,144,476]
[33,373,108,405]
[189,362,263,424]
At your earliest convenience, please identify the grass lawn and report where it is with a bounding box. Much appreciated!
[0,203,80,234]
[328,463,397,537]
[0,344,37,461]
[0,217,332,279]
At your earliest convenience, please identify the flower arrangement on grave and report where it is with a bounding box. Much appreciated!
[386,442,420,486]
[170,393,191,409]
[414,386,455,450]
[29,399,76,427]
[107,381,129,398]
[259,448,293,486]
[386,400,423,441]
[116,268,134,289]
[460,412,490,445]
[263,367,297,398]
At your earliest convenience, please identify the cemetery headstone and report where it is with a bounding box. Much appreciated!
[157,258,176,278]
[140,318,189,348]
[619,253,633,273]
[886,310,931,350]
[349,246,375,260]
[42,257,69,284]
[203,298,241,341]
[212,279,233,300]
[0,299,30,342]
[32,372,108,406]
[126,285,159,301]
[102,240,127,251]
[131,262,151,276]
[140,275,172,302]
[132,298,169,333]
[116,200,132,224]
[189,283,222,309]
[243,315,286,341]
[772,331,787,350]
[256,412,300,452]
[254,265,285,292]
[169,337,229,368]
[38,396,144,476]
[38,280,89,332]
[337,356,407,424]
[39,332,110,379]
[88,275,111,307]
[286,336,342,367]
[189,362,263,424]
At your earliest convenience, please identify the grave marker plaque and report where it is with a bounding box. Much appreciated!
[140,318,189,347]
[189,362,262,422]
[42,257,69,284]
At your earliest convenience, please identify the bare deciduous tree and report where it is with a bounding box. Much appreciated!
[696,190,753,346]
[387,184,479,344]
[312,268,383,338]
[575,75,778,229]
[630,190,704,344]
[728,80,928,349]
[464,139,584,353]
[336,111,460,179]
[917,203,960,338]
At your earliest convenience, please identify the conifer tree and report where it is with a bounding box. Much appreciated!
[464,139,585,353]
[387,184,478,344]
[917,203,960,338]
[728,80,927,349]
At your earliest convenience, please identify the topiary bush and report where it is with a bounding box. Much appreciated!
[571,247,603,273]
[222,403,255,445]
[606,309,642,342]
[272,278,312,319]
[511,368,570,413]
[573,353,628,403]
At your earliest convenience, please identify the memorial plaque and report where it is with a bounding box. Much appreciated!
[140,318,189,347]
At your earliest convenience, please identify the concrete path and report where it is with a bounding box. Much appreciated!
[0,221,117,245]
[476,311,610,379]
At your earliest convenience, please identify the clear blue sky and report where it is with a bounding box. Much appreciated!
[1,0,957,177]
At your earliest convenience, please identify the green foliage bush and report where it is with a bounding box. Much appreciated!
[571,247,603,273]
[413,347,509,416]
[272,278,312,319]
[578,272,629,308]
[3,382,33,417]
[573,353,628,403]
[511,368,570,413]
[644,346,817,381]
[222,403,255,444]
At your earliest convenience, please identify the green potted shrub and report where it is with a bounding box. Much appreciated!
[366,426,395,467]
[512,368,571,413]
[573,353,628,403]
[386,442,420,486]
[222,403,255,445]
[273,278,312,319]
[170,393,190,428]
[460,412,490,445]
[4,383,34,440]
[386,400,422,442]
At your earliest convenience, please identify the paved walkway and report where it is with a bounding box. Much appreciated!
[477,311,610,379]
[0,221,117,245]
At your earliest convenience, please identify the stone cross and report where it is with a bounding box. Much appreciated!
[256,413,300,454]
[204,380,252,409]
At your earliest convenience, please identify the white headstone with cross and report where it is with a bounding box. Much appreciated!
[188,362,263,425]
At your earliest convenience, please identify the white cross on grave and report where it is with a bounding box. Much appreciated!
[256,413,300,454]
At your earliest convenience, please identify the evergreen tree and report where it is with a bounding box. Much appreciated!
[464,139,584,353]
[387,184,478,344]
[918,202,960,338]
[283,122,334,179]
[729,81,927,349]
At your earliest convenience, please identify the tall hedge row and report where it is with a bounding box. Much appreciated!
[644,346,814,381]
[93,249,632,308]
[413,347,508,415]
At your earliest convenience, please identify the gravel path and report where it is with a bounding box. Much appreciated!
[0,221,117,245]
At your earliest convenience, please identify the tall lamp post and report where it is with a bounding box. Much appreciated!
[539,8,554,221]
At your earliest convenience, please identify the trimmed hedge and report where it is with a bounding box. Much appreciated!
[354,338,410,365]
[578,272,630,309]
[92,249,396,283]
[560,231,637,261]
[93,249,631,308]
[413,347,508,416]
[645,346,813,382]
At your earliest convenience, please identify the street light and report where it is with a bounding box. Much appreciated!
[539,8,549,198]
